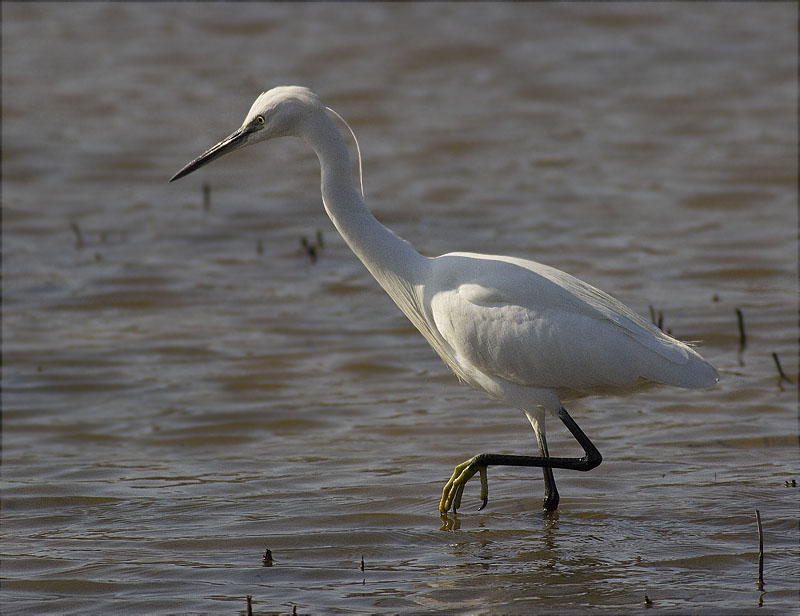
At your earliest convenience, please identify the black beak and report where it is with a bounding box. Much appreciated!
[170,125,255,182]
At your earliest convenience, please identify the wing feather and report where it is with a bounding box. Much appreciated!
[426,252,716,393]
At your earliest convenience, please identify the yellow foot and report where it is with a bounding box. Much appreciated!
[438,455,489,514]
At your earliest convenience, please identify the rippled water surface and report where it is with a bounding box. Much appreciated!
[2,3,798,614]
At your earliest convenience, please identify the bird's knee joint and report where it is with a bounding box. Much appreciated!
[471,453,490,467]
[583,450,602,470]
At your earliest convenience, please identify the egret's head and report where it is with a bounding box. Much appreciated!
[170,86,324,182]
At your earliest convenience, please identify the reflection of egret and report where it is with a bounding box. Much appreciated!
[171,86,718,515]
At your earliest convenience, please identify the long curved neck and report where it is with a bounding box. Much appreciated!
[299,111,429,294]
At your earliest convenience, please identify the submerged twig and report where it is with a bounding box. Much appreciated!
[246,594,253,616]
[755,508,764,591]
[735,308,746,349]
[771,352,794,384]
[300,231,324,263]
[648,306,664,331]
[70,221,84,250]
[202,182,211,210]
[300,236,317,263]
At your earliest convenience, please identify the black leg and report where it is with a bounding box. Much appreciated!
[465,406,602,472]
[537,430,560,512]
[439,405,601,514]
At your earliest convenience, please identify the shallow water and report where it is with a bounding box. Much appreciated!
[2,3,798,614]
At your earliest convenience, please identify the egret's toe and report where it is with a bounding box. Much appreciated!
[439,456,488,514]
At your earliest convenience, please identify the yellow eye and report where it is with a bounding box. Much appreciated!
[256,115,265,125]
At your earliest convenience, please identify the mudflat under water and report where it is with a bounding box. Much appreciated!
[2,3,798,614]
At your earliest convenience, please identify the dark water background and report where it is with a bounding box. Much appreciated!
[2,3,797,614]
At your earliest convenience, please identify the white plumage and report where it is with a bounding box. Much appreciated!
[171,86,717,515]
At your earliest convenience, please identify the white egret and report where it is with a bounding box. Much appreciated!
[171,86,718,514]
